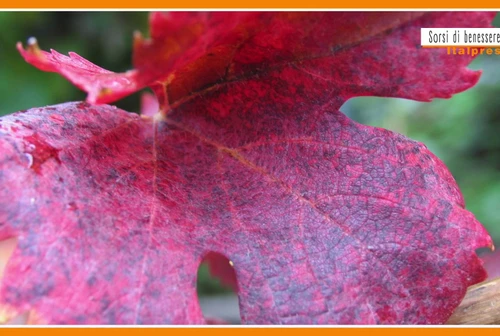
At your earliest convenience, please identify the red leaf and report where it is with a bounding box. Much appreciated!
[204,252,238,292]
[2,12,495,324]
[0,99,492,324]
[18,12,492,106]
[17,38,140,105]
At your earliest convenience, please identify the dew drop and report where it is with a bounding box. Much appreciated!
[24,153,33,169]
[22,134,61,174]
[27,37,37,46]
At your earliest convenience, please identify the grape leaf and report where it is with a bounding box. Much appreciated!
[18,12,490,107]
[1,12,496,324]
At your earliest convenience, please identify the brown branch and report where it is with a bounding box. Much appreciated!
[447,277,500,325]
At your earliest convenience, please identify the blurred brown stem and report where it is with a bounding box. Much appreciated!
[447,277,500,325]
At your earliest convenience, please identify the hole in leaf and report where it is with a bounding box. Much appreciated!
[341,96,422,137]
[196,252,241,324]
[0,237,28,325]
[0,237,17,279]
[4,311,30,325]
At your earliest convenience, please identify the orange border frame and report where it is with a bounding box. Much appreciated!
[1,0,500,9]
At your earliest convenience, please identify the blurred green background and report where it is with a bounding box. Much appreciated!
[0,12,498,298]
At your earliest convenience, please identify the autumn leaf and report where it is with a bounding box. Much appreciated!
[0,12,495,324]
[18,12,491,107]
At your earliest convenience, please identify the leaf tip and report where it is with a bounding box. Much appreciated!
[17,37,41,56]
[16,37,59,74]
